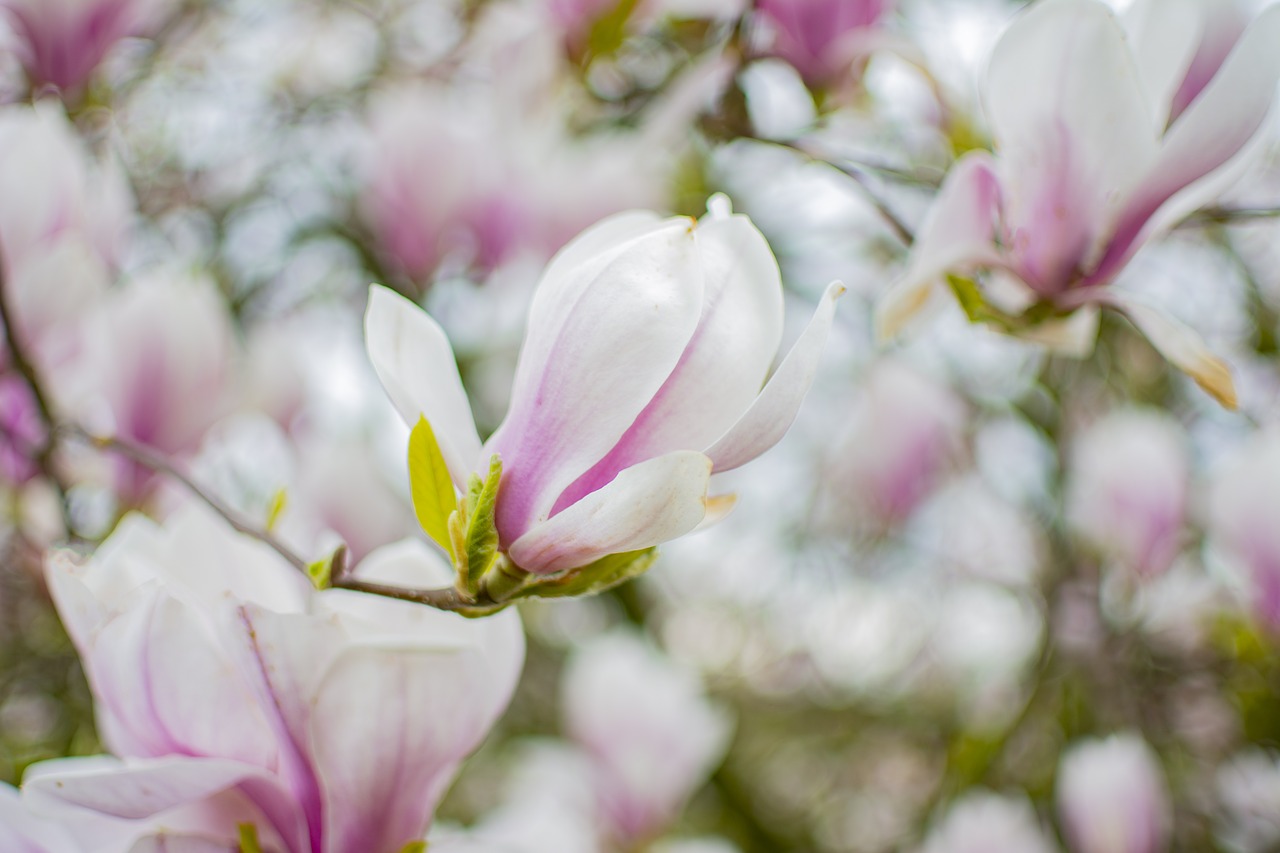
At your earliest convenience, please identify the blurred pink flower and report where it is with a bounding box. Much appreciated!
[832,358,966,526]
[365,201,843,574]
[562,630,731,842]
[877,0,1280,408]
[27,505,526,852]
[1066,409,1189,579]
[0,370,41,484]
[755,0,892,86]
[56,274,235,503]
[1209,430,1280,631]
[1056,734,1171,853]
[0,0,169,92]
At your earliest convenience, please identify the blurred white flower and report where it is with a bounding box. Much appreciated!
[1056,734,1171,853]
[1066,409,1190,580]
[920,791,1058,853]
[562,629,732,842]
[1215,750,1280,853]
[1208,429,1280,630]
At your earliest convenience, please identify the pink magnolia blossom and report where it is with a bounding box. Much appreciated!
[56,274,235,504]
[0,369,41,484]
[1209,430,1280,631]
[24,505,526,852]
[365,200,842,575]
[755,0,892,86]
[1065,409,1189,579]
[876,0,1280,408]
[0,0,170,92]
[830,358,966,526]
[0,102,129,351]
[1056,734,1171,853]
[562,630,731,843]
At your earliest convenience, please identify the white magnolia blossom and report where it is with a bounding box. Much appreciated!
[1056,734,1171,853]
[21,505,526,852]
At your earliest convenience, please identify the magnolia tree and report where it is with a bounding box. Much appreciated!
[1,0,1280,850]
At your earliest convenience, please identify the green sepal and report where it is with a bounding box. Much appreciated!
[238,824,264,853]
[264,488,288,533]
[408,416,458,557]
[399,843,427,853]
[461,454,502,595]
[522,548,658,600]
[946,274,1075,333]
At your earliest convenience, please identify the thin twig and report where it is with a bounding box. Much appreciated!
[58,424,312,575]
[770,139,917,245]
[1180,206,1280,227]
[328,577,475,613]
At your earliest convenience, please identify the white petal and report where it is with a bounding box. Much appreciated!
[549,211,784,512]
[83,591,277,768]
[1109,293,1237,408]
[1095,4,1280,281]
[986,0,1158,288]
[1122,0,1201,131]
[311,642,522,853]
[486,220,705,543]
[875,152,1002,341]
[706,282,844,472]
[510,451,712,574]
[364,285,482,488]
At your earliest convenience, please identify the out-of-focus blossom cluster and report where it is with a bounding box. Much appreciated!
[2,0,1280,850]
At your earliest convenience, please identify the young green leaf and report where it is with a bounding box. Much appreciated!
[463,454,503,592]
[523,548,658,600]
[238,824,265,853]
[408,415,458,556]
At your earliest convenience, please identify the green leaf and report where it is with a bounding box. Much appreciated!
[306,557,333,591]
[408,416,458,556]
[523,548,658,600]
[462,454,503,594]
[399,843,428,853]
[238,824,264,853]
[264,488,288,533]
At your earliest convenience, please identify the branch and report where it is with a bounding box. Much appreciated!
[1180,206,1280,227]
[58,424,311,575]
[326,577,475,612]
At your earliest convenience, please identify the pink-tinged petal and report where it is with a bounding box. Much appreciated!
[0,782,79,852]
[364,284,482,488]
[875,152,1002,341]
[1122,0,1201,131]
[487,220,705,544]
[1107,293,1237,409]
[310,645,515,853]
[706,282,844,472]
[76,590,277,769]
[24,756,306,853]
[128,836,239,853]
[25,756,273,822]
[1094,5,1280,282]
[986,0,1157,293]
[551,211,784,513]
[509,451,712,574]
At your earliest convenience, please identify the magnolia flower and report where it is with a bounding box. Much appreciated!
[1208,430,1280,630]
[57,273,236,503]
[1215,750,1280,853]
[876,0,1280,408]
[1065,409,1189,580]
[365,198,841,593]
[920,791,1058,853]
[0,102,129,351]
[1056,734,1171,853]
[26,505,525,852]
[562,630,731,843]
[829,358,966,527]
[0,0,171,92]
[0,370,41,484]
[755,0,892,87]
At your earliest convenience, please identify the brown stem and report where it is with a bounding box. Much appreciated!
[328,577,476,612]
[1180,206,1280,227]
[58,424,311,575]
